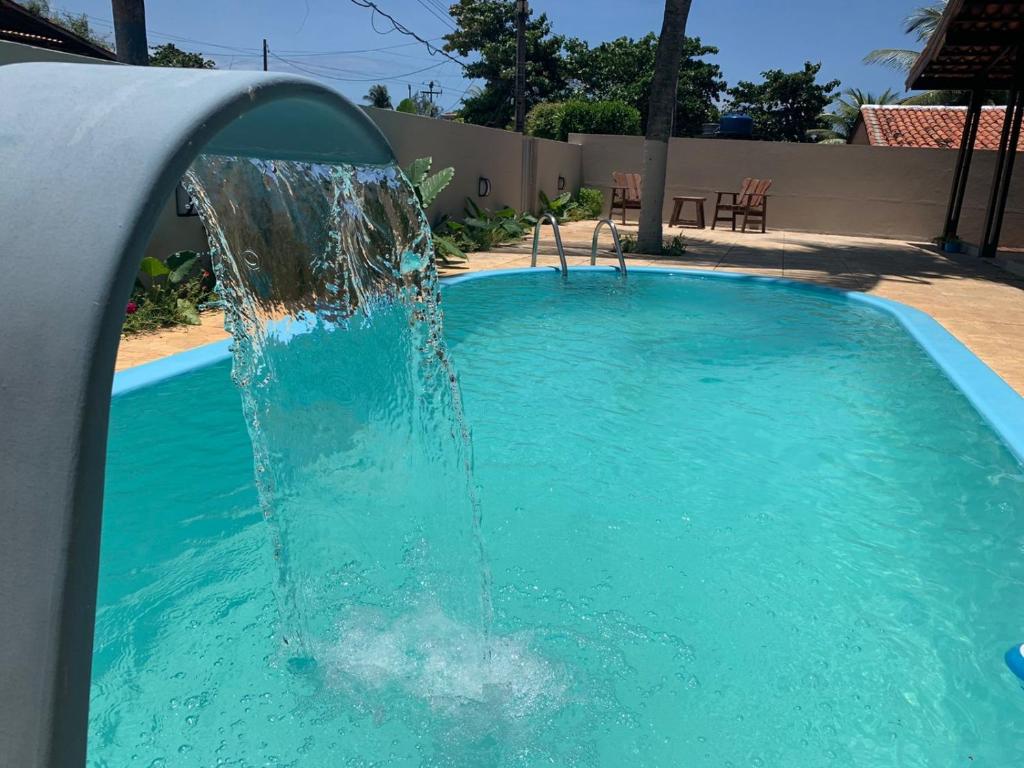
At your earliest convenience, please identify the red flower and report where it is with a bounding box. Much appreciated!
[126,301,138,315]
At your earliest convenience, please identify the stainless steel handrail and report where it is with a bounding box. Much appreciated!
[530,213,568,276]
[590,218,627,274]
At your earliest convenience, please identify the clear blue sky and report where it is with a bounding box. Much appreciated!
[54,0,923,110]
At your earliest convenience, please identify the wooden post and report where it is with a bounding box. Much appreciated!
[110,0,148,65]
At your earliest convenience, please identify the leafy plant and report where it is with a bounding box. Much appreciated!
[575,187,604,219]
[538,190,574,220]
[437,198,537,254]
[405,156,455,208]
[538,187,606,223]
[123,251,215,334]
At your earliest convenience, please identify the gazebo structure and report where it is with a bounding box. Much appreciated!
[909,0,1024,257]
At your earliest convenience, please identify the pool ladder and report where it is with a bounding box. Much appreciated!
[590,218,627,274]
[530,215,627,276]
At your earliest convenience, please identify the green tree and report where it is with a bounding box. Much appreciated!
[725,62,841,142]
[444,0,568,127]
[21,0,111,49]
[638,0,693,254]
[565,34,725,137]
[396,94,440,118]
[813,87,905,144]
[364,84,393,109]
[149,43,215,69]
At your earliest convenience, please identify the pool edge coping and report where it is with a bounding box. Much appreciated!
[112,265,1024,463]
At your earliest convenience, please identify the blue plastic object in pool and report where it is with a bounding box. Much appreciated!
[1007,644,1024,681]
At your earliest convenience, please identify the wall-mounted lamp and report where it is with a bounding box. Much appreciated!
[478,176,491,197]
[175,181,198,217]
[557,175,566,191]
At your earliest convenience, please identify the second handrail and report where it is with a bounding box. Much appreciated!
[590,218,627,274]
[531,213,568,276]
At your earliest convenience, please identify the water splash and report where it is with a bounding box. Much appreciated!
[185,156,492,658]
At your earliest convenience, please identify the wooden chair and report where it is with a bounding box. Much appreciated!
[610,172,642,224]
[711,178,772,233]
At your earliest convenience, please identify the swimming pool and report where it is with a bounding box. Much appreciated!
[95,269,1024,766]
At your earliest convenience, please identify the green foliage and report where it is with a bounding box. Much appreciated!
[725,62,841,142]
[123,251,216,334]
[444,0,569,127]
[524,102,565,140]
[864,1,947,72]
[620,233,686,257]
[561,100,641,140]
[575,187,604,219]
[396,95,440,117]
[538,190,573,220]
[437,198,537,253]
[537,187,604,222]
[565,34,725,137]
[404,156,455,208]
[443,4,724,136]
[149,43,216,69]
[526,100,641,142]
[365,84,393,109]
[22,0,111,49]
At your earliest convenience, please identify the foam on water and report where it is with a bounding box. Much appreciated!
[322,604,567,722]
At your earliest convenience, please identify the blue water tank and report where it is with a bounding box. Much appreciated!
[719,113,754,139]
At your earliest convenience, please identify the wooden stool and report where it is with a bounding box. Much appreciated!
[669,196,706,228]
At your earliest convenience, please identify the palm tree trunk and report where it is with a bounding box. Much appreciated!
[637,0,692,254]
[111,0,149,65]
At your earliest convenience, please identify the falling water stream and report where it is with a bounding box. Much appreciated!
[182,157,553,731]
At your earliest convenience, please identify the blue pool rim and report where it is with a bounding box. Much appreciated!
[112,266,1024,464]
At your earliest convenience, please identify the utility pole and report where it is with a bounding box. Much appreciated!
[263,38,268,71]
[110,0,148,65]
[420,80,442,105]
[514,0,528,132]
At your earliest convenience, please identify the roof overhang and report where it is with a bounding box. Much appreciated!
[0,0,116,61]
[907,0,1024,91]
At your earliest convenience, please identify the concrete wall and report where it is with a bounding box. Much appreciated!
[369,108,523,221]
[531,136,583,207]
[571,132,1024,245]
[366,109,584,221]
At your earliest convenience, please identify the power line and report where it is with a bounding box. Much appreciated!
[413,0,456,31]
[270,51,451,84]
[348,0,466,69]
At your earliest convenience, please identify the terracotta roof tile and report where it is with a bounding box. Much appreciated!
[858,105,1020,151]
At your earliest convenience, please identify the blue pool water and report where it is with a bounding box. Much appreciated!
[95,271,1024,766]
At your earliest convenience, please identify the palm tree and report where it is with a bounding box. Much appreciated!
[637,0,693,254]
[364,84,393,109]
[864,1,946,72]
[813,87,906,144]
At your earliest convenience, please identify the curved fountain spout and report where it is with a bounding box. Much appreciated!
[0,63,395,768]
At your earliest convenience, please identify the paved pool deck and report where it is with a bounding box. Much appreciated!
[116,221,1024,396]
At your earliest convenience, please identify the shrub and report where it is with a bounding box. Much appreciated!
[525,102,564,140]
[560,100,642,141]
[526,100,642,142]
[575,187,604,219]
[123,251,216,334]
